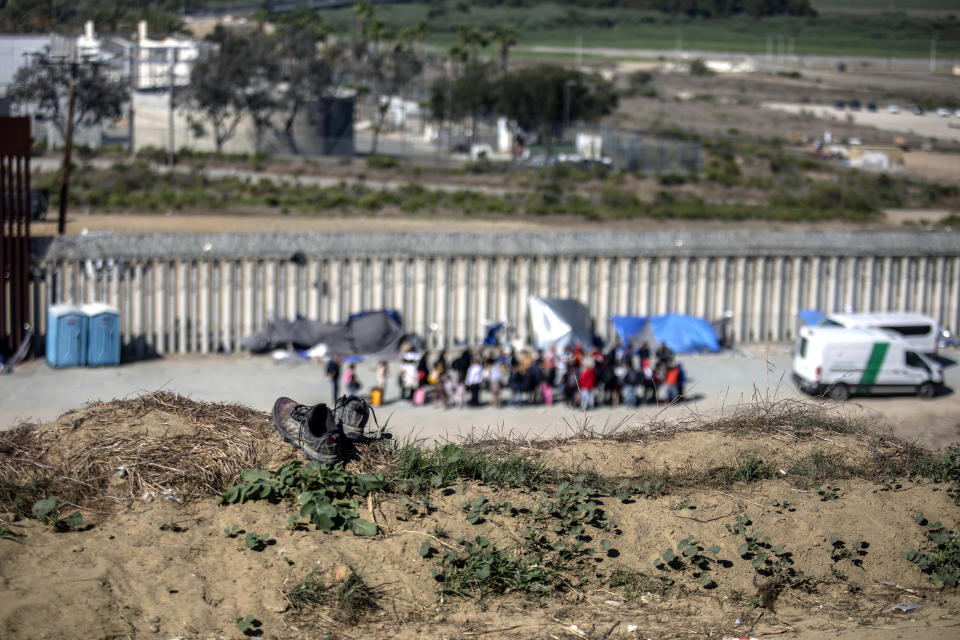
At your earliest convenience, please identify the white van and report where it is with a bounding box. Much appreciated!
[793,326,943,400]
[823,312,939,354]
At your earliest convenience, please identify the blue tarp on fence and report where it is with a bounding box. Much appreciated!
[611,314,721,354]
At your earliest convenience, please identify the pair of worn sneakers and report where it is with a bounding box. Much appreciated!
[271,395,374,465]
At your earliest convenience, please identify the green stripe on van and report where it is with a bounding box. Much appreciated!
[860,342,889,386]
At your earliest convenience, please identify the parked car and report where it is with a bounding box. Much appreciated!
[888,104,900,114]
[849,99,861,110]
[867,102,877,112]
[833,100,845,110]
[937,107,951,117]
[913,105,925,115]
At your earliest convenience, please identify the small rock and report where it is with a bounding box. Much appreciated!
[70,546,83,553]
[263,592,289,614]
[143,614,160,624]
[333,565,350,582]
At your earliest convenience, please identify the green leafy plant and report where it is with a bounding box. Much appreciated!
[653,535,721,588]
[817,483,842,501]
[537,475,608,534]
[235,614,261,636]
[770,499,796,512]
[244,532,272,552]
[727,515,809,588]
[829,533,868,568]
[614,478,664,501]
[224,524,241,538]
[460,496,521,525]
[31,496,82,531]
[221,462,383,536]
[904,512,960,588]
[431,535,557,599]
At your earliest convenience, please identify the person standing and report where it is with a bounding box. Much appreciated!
[466,358,484,406]
[664,362,680,404]
[326,357,341,402]
[578,359,597,410]
[376,360,388,398]
[345,362,362,396]
[489,357,506,408]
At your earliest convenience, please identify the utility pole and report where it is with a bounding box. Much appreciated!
[167,47,177,166]
[129,41,137,157]
[58,61,78,235]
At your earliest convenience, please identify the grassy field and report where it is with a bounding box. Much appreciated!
[812,0,960,12]
[318,3,960,59]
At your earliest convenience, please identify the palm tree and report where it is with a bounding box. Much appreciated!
[492,25,518,74]
[457,23,488,62]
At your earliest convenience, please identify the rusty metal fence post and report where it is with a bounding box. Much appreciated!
[0,117,32,363]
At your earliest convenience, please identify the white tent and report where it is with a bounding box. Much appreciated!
[527,296,596,351]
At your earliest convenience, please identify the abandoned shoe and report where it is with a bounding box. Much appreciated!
[272,397,341,465]
[334,395,372,441]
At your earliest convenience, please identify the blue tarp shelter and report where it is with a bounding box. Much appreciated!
[611,314,721,354]
[797,309,827,326]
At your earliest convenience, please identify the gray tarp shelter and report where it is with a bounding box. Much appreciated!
[528,296,597,351]
[240,310,404,360]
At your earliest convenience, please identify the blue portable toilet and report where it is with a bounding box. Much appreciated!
[46,304,87,367]
[84,303,121,367]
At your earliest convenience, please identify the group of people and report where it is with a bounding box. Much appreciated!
[332,341,686,410]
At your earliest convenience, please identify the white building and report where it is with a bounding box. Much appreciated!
[133,21,199,90]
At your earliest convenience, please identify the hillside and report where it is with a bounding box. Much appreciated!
[1,393,958,639]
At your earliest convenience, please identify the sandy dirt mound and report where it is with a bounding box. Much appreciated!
[1,393,958,640]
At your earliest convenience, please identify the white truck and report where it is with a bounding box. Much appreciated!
[793,326,943,401]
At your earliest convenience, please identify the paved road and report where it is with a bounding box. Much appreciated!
[764,102,960,143]
[4,345,958,448]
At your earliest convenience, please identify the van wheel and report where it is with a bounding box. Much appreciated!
[917,382,936,399]
[826,384,850,401]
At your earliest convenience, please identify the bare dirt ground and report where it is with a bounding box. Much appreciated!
[1,394,958,640]
[608,67,960,162]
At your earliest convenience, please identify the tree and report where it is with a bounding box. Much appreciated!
[451,61,497,136]
[457,23,488,62]
[360,41,424,155]
[178,27,257,153]
[7,52,128,142]
[273,11,343,154]
[498,65,617,144]
[241,27,281,153]
[348,2,425,155]
[491,25,518,74]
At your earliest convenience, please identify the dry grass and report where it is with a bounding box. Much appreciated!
[0,392,945,518]
[0,392,277,515]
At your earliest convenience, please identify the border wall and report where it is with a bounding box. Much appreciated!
[30,231,960,356]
